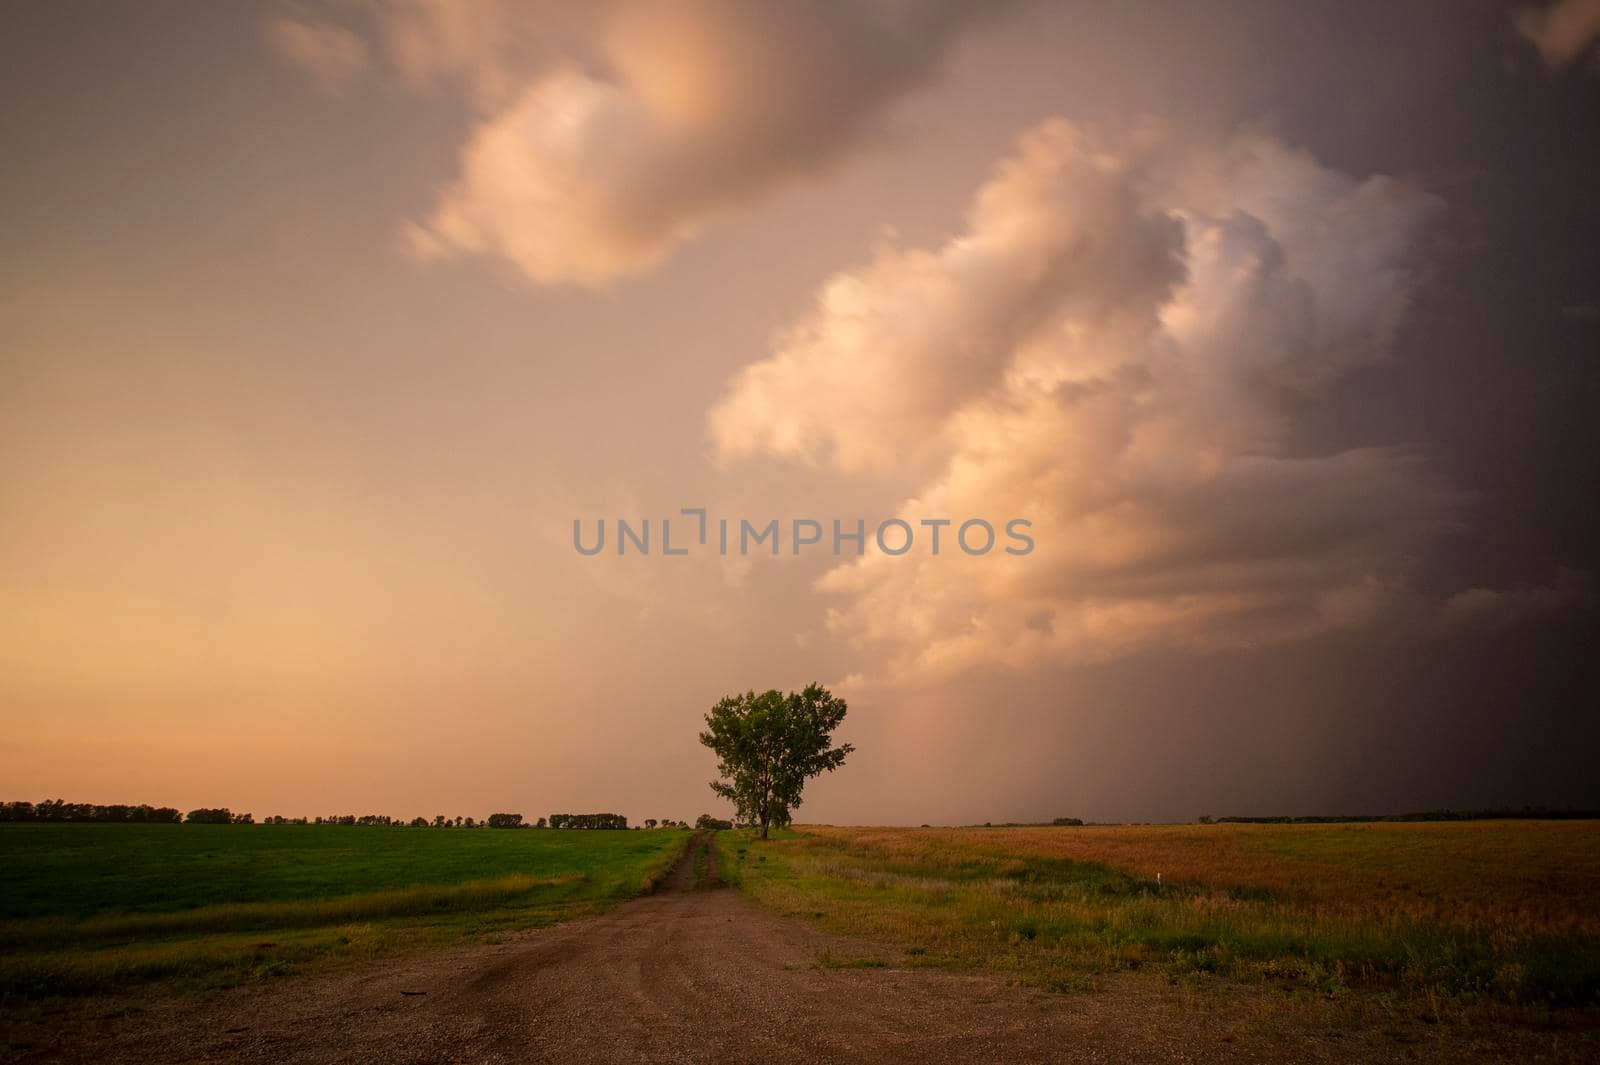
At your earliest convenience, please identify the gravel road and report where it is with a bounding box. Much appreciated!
[7,833,1583,1064]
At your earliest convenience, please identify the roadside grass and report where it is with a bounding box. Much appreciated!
[717,822,1600,1024]
[0,873,584,950]
[0,824,689,997]
[814,951,888,969]
[691,833,710,887]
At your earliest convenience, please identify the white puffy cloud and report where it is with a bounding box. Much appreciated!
[1513,0,1600,71]
[270,1,1004,286]
[709,123,1183,471]
[712,120,1512,682]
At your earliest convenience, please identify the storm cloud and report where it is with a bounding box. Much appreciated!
[713,120,1578,683]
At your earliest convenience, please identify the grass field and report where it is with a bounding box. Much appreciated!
[0,824,690,997]
[718,821,1600,1024]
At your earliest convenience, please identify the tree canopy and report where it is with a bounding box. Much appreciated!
[699,683,853,839]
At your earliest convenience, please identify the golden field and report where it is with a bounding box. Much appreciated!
[720,821,1600,1023]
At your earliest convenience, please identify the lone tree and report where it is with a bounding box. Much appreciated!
[699,683,853,839]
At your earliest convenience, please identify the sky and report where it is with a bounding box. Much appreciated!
[2,0,1597,825]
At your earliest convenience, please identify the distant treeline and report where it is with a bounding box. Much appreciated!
[956,809,1600,828]
[547,813,628,830]
[964,818,1086,828]
[1199,807,1600,824]
[1,802,690,830]
[1,800,182,823]
[186,809,255,824]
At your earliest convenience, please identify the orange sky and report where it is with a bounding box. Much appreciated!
[2,1,1597,824]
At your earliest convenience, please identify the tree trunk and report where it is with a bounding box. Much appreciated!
[759,813,769,839]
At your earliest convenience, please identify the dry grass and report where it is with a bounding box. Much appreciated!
[720,821,1600,1024]
[815,821,1600,940]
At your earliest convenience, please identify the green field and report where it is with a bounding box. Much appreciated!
[718,822,1600,1025]
[0,824,690,996]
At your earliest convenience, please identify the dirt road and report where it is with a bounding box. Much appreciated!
[8,834,1575,1064]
